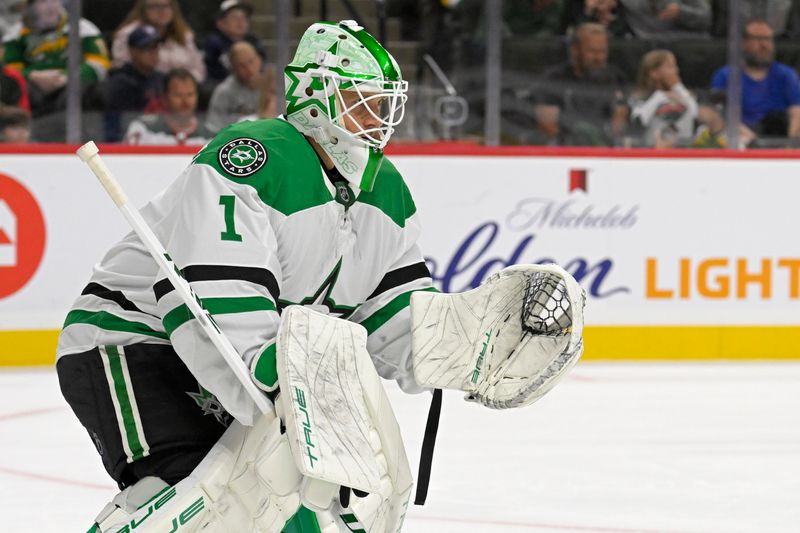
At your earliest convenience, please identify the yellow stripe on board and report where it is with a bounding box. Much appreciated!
[1,326,800,366]
[584,326,800,360]
[1,330,59,366]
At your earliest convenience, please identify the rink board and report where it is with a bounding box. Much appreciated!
[0,145,798,364]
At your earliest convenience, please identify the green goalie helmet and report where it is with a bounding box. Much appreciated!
[284,20,408,192]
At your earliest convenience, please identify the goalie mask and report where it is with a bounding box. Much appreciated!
[284,20,408,192]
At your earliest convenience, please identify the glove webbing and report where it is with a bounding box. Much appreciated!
[414,388,442,505]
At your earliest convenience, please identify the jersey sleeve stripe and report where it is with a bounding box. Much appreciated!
[367,261,432,300]
[81,282,148,315]
[63,309,169,340]
[359,287,438,335]
[162,296,277,336]
[153,265,280,302]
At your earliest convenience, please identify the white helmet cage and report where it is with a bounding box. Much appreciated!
[322,71,407,150]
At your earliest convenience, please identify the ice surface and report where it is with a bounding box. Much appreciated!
[1,362,798,532]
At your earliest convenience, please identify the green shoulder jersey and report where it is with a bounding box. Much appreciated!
[57,118,434,425]
[2,15,109,82]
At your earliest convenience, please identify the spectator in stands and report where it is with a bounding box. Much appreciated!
[0,105,30,142]
[256,66,277,119]
[533,22,628,146]
[566,0,630,37]
[711,19,800,138]
[112,0,205,83]
[104,24,166,142]
[504,0,566,37]
[457,0,566,38]
[629,49,697,147]
[2,0,109,119]
[1,61,29,112]
[619,0,711,38]
[205,41,262,132]
[712,1,796,39]
[125,67,212,144]
[204,0,266,84]
[0,0,23,39]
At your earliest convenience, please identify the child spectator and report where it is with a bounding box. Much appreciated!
[2,0,109,117]
[711,19,800,138]
[112,0,205,83]
[618,0,711,38]
[104,24,166,142]
[0,105,30,142]
[205,40,262,132]
[125,67,212,144]
[629,49,697,147]
[204,0,266,83]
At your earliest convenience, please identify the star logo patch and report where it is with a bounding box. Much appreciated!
[187,385,231,427]
[218,137,267,177]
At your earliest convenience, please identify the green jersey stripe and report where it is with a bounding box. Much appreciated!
[163,296,277,336]
[64,310,168,340]
[360,287,438,335]
[103,345,146,462]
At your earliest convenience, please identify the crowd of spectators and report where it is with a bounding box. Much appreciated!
[0,0,276,144]
[0,0,798,148]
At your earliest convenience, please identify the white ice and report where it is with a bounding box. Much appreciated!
[1,362,798,532]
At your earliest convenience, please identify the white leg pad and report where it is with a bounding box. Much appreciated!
[94,409,305,533]
[276,305,413,532]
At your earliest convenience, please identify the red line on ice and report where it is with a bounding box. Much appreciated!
[0,406,64,422]
[406,515,711,533]
[0,466,112,491]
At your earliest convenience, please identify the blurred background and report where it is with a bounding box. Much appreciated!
[1,0,798,150]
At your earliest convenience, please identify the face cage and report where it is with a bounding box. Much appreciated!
[320,72,408,150]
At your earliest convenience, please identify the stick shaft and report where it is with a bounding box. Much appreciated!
[77,142,272,415]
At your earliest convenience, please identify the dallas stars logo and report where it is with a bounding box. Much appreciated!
[218,138,267,177]
[187,385,231,427]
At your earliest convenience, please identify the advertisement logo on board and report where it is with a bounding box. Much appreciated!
[0,200,15,266]
[426,170,634,298]
[568,168,587,193]
[0,173,46,299]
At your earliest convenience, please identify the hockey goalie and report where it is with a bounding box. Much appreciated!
[57,20,586,533]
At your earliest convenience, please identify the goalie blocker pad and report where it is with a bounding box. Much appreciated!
[411,264,585,409]
[276,305,414,532]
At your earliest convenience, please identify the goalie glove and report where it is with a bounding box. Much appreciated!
[411,264,585,409]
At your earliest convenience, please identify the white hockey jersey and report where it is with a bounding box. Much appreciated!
[57,118,434,425]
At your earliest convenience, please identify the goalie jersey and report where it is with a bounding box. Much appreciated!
[57,118,434,425]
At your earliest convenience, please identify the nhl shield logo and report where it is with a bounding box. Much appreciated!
[218,138,267,177]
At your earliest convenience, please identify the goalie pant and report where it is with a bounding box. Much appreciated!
[57,343,230,488]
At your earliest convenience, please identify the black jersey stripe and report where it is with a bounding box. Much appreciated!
[81,282,147,314]
[153,265,280,302]
[367,262,432,300]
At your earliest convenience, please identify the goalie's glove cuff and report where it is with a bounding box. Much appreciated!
[250,342,279,392]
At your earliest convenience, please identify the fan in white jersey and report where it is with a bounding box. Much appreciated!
[59,19,584,533]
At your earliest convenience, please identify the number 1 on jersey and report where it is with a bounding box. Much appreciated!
[219,195,243,242]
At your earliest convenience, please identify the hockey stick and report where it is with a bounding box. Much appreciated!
[76,141,272,415]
